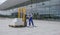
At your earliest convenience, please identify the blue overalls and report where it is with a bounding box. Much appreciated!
[29,16,34,26]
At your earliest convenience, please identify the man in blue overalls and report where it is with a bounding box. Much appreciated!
[29,14,34,26]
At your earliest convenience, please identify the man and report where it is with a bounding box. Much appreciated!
[28,14,34,26]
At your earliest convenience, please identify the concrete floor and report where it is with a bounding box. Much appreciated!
[0,18,60,35]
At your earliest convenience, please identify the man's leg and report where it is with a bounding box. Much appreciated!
[29,20,31,26]
[31,20,34,26]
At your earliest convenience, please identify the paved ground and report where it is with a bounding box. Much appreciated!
[0,18,60,35]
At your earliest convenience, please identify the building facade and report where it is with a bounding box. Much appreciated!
[4,0,60,19]
[25,0,60,19]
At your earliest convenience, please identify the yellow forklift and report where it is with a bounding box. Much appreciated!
[9,7,27,27]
